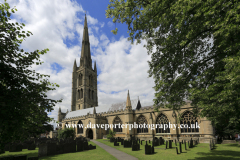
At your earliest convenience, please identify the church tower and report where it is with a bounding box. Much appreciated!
[71,14,98,111]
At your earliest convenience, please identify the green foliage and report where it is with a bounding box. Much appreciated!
[0,0,62,150]
[106,0,240,135]
[57,128,75,140]
[190,55,240,137]
[107,129,116,139]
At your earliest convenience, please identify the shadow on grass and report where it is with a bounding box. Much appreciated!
[0,150,38,159]
[223,144,240,147]
[187,150,240,160]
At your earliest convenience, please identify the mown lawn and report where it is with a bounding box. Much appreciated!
[97,139,240,160]
[0,141,117,160]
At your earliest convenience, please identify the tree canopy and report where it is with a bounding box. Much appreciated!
[106,0,240,135]
[0,0,62,149]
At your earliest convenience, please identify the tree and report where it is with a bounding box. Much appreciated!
[57,128,75,140]
[106,0,240,134]
[190,55,240,138]
[107,129,116,139]
[0,1,62,150]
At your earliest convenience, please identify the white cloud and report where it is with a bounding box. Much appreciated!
[86,15,98,25]
[100,22,105,28]
[107,21,114,27]
[4,0,155,129]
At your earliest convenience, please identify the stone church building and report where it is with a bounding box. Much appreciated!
[58,15,214,143]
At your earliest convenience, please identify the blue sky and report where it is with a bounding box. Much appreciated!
[3,0,155,127]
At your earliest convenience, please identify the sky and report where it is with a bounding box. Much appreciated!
[3,0,155,128]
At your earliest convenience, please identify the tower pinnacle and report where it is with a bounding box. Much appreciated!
[126,90,132,107]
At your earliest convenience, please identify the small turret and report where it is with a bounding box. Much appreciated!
[94,61,97,72]
[136,96,141,110]
[73,59,77,71]
[126,90,132,110]
[58,107,61,122]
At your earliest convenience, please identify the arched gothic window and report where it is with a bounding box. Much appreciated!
[156,114,170,133]
[77,120,83,134]
[78,74,82,86]
[89,75,91,86]
[113,116,122,132]
[89,89,91,99]
[180,111,199,133]
[137,115,148,133]
[78,90,80,99]
[92,78,94,86]
[92,91,94,100]
[80,89,83,99]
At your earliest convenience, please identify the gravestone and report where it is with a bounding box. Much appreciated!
[154,139,160,146]
[114,140,119,146]
[56,143,64,154]
[76,140,84,152]
[209,141,212,150]
[145,144,152,155]
[22,143,29,149]
[123,140,131,148]
[4,143,10,151]
[89,144,96,150]
[69,141,76,152]
[9,144,22,152]
[165,140,168,149]
[152,145,154,154]
[169,140,172,148]
[159,137,164,145]
[121,139,124,145]
[179,142,182,153]
[83,141,89,150]
[132,142,140,151]
[28,144,36,150]
[145,141,148,145]
[176,147,179,154]
[175,139,177,146]
[38,143,57,157]
[190,139,193,148]
[185,141,187,150]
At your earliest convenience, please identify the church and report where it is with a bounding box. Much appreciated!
[57,15,214,143]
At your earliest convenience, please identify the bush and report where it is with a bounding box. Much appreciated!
[107,130,116,139]
[57,128,75,140]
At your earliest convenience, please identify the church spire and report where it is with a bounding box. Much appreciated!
[81,14,91,59]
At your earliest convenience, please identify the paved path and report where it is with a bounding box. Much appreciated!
[92,140,138,160]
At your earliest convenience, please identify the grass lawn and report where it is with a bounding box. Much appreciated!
[97,139,240,160]
[0,141,117,160]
